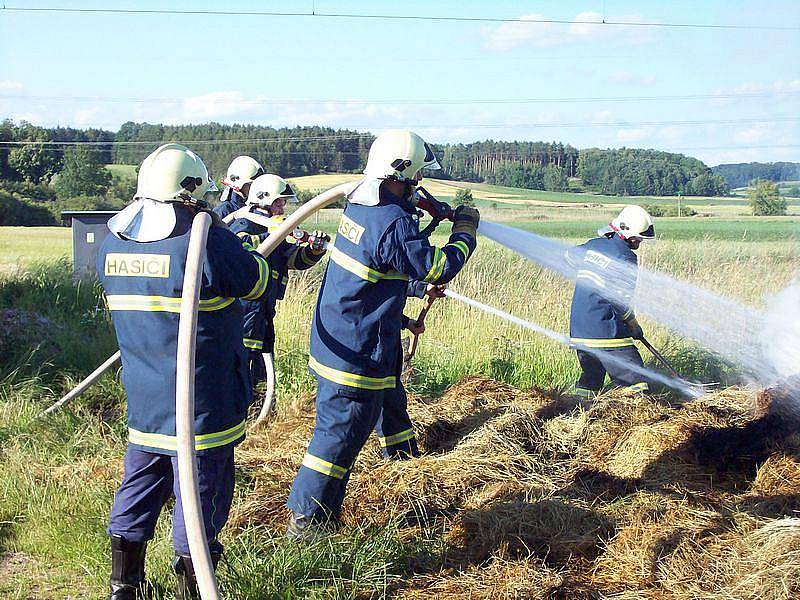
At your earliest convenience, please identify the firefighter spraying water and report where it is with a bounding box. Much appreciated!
[285,130,480,539]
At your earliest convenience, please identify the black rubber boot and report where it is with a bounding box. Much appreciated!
[109,534,146,600]
[172,553,221,600]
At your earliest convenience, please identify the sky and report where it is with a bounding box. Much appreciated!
[1,0,799,166]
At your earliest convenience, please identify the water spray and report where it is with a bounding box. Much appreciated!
[444,289,704,398]
[477,221,799,392]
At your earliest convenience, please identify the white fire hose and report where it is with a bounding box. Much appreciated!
[250,352,276,430]
[176,212,220,599]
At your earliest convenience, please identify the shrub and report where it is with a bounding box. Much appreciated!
[749,180,787,216]
[0,191,57,225]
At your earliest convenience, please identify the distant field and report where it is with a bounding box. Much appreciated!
[105,164,137,179]
[504,216,800,242]
[288,173,800,216]
[0,227,71,271]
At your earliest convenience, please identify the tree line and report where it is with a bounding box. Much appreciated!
[1,120,733,212]
[711,162,800,189]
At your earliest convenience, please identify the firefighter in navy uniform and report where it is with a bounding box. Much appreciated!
[228,174,330,393]
[98,144,272,599]
[567,205,655,399]
[212,155,264,220]
[286,130,480,537]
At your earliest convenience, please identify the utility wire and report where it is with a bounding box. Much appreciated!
[2,5,798,31]
[2,91,798,106]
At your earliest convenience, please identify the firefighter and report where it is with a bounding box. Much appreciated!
[98,144,272,599]
[228,174,330,394]
[286,130,480,537]
[212,155,265,219]
[567,205,655,399]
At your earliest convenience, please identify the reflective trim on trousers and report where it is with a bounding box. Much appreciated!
[377,427,415,448]
[308,356,397,391]
[570,337,636,348]
[128,419,246,452]
[301,452,348,479]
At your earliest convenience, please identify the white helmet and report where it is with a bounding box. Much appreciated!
[134,143,217,204]
[247,174,297,207]
[363,130,441,182]
[599,205,655,240]
[223,155,265,191]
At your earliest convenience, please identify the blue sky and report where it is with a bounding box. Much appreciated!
[1,0,798,165]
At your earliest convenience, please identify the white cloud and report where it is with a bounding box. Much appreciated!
[0,80,26,94]
[610,71,656,86]
[481,11,656,51]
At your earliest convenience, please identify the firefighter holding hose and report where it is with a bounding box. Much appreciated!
[98,144,272,599]
[567,205,655,399]
[212,155,265,219]
[229,174,330,396]
[286,130,480,538]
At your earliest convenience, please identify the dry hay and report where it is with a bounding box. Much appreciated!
[395,557,564,600]
[232,376,800,598]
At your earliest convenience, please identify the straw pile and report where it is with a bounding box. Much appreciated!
[234,377,800,598]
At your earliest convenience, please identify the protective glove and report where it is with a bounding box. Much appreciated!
[625,315,644,340]
[451,205,480,237]
[425,284,446,299]
[309,230,330,254]
[405,318,426,336]
[415,193,452,221]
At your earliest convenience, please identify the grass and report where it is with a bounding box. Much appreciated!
[0,227,71,272]
[0,197,798,597]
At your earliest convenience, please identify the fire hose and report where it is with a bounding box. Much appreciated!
[176,212,220,600]
[443,289,708,398]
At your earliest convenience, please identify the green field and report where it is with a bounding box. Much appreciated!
[1,186,798,597]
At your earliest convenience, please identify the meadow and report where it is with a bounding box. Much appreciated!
[0,180,798,598]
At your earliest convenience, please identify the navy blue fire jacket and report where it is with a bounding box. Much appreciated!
[567,233,638,348]
[212,187,246,220]
[229,211,324,351]
[97,206,272,455]
[309,186,476,390]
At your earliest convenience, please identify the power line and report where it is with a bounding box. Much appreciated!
[2,5,797,31]
[2,91,798,106]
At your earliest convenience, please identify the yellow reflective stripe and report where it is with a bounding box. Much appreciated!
[576,270,606,288]
[570,337,636,348]
[446,240,470,261]
[243,337,263,350]
[574,387,597,399]
[308,356,396,390]
[328,247,408,284]
[378,428,415,447]
[424,247,446,283]
[106,294,235,312]
[236,232,260,249]
[622,309,634,320]
[129,419,246,452]
[624,382,649,393]
[302,452,347,479]
[242,252,270,300]
[281,276,289,285]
